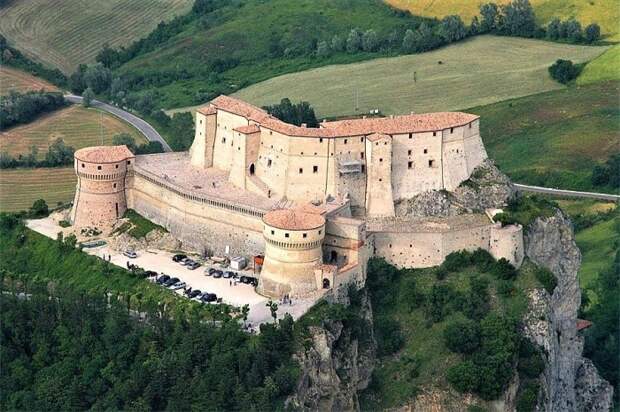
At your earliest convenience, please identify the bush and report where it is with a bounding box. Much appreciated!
[0,91,67,129]
[534,266,557,294]
[584,23,600,43]
[548,59,580,84]
[447,360,480,393]
[375,316,405,356]
[491,258,518,280]
[516,381,539,412]
[444,318,481,354]
[441,250,472,272]
[28,199,48,218]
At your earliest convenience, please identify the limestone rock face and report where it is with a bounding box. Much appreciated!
[287,291,376,411]
[108,229,182,252]
[523,210,613,412]
[395,160,516,217]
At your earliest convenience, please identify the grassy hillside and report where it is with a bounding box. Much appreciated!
[0,167,76,212]
[470,80,619,192]
[226,36,606,118]
[0,67,59,95]
[0,105,145,158]
[578,44,620,85]
[0,0,193,73]
[386,0,620,40]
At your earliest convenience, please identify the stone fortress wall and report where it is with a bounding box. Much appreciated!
[71,95,523,299]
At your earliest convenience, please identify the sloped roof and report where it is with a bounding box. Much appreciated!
[263,207,325,230]
[75,145,134,163]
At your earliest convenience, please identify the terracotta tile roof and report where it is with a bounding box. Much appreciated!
[206,95,479,138]
[577,319,593,331]
[366,132,390,142]
[234,124,261,134]
[263,207,325,230]
[75,145,134,163]
[197,105,217,115]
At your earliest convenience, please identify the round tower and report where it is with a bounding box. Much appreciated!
[70,145,134,229]
[257,208,326,298]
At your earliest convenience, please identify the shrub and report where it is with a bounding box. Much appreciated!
[441,250,472,272]
[491,258,518,280]
[534,266,557,294]
[444,318,481,354]
[548,59,580,84]
[375,316,405,356]
[29,199,49,218]
[0,91,67,129]
[447,360,480,393]
[58,220,71,228]
[516,381,539,412]
[584,23,600,43]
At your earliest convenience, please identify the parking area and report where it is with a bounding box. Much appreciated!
[26,217,322,327]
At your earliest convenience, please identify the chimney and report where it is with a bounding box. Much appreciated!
[362,115,367,119]
[390,114,394,119]
[301,123,307,128]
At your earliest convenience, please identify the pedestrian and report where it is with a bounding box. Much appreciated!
[229,280,232,287]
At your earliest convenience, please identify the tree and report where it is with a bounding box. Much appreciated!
[112,133,137,152]
[439,15,467,43]
[444,319,481,354]
[447,360,480,393]
[413,22,436,52]
[346,28,363,53]
[316,40,330,58]
[584,23,601,43]
[84,63,112,94]
[469,16,481,35]
[402,29,416,52]
[331,34,345,52]
[362,29,379,52]
[29,199,48,217]
[479,3,500,32]
[263,98,318,127]
[546,18,562,40]
[241,304,250,326]
[561,18,582,42]
[266,300,278,321]
[82,88,95,108]
[548,59,579,84]
[44,138,74,167]
[501,0,536,37]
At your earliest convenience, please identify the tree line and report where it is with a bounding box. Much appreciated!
[0,139,75,169]
[0,91,67,130]
[0,35,67,87]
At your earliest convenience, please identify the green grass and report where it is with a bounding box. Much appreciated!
[121,209,167,239]
[469,80,619,192]
[226,36,606,118]
[0,66,59,95]
[0,167,76,212]
[578,44,620,85]
[386,0,620,40]
[0,0,193,74]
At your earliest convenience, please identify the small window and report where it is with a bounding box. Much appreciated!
[303,233,307,238]
[407,150,412,155]
[408,161,413,169]
[299,168,303,174]
[379,178,382,182]
[319,138,323,143]
[361,165,365,173]
[360,152,364,159]
[424,148,428,154]
[267,159,272,167]
[271,230,275,235]
[113,183,117,188]
[127,160,131,165]
[97,165,102,170]
[269,131,273,135]
[450,127,454,133]
[313,165,318,173]
[433,131,437,137]
[360,137,364,142]
[469,123,472,128]
[285,233,290,238]
[222,138,226,143]
[81,163,85,168]
[115,164,119,169]
[200,119,203,124]
[344,139,348,144]
[408,133,412,139]
[429,160,434,167]
[379,158,383,162]
[318,230,322,235]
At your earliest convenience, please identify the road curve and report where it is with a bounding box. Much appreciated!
[515,183,619,202]
[65,94,172,152]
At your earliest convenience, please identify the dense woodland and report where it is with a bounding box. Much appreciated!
[0,91,67,130]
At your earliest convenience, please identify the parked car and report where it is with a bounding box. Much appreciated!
[123,250,138,259]
[206,268,217,276]
[249,277,258,287]
[180,257,191,265]
[223,271,235,279]
[213,270,223,279]
[239,276,250,284]
[188,261,202,270]
[188,289,202,299]
[157,275,170,284]
[200,293,218,303]
[145,270,157,278]
[172,254,187,262]
[164,277,180,287]
[170,281,186,290]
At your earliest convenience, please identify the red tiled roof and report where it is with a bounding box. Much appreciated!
[197,105,217,115]
[263,208,325,230]
[366,132,390,142]
[234,124,261,134]
[74,145,134,163]
[577,319,593,331]
[204,95,479,138]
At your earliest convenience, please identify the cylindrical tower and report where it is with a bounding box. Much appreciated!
[70,145,134,229]
[257,208,326,298]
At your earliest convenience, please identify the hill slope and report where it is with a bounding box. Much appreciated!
[0,67,59,95]
[228,36,606,117]
[0,0,193,73]
[470,81,619,192]
[577,44,620,85]
[386,0,620,40]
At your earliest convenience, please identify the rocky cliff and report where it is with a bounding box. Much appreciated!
[287,290,376,411]
[523,210,613,411]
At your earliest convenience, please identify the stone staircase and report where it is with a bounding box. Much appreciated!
[246,173,270,197]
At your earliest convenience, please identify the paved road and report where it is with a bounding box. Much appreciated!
[515,183,619,202]
[65,94,172,152]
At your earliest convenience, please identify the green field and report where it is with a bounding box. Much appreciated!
[386,0,620,40]
[470,80,619,191]
[227,36,606,118]
[0,167,76,212]
[0,0,193,73]
[578,44,620,85]
[0,105,145,158]
[0,66,59,95]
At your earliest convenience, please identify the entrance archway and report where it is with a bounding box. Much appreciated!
[322,278,331,289]
[249,163,255,175]
[330,250,338,263]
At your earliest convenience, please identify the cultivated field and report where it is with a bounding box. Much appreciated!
[578,44,620,85]
[0,167,76,212]
[0,67,59,95]
[229,36,606,118]
[0,105,145,158]
[386,0,620,40]
[0,0,193,73]
[471,80,619,192]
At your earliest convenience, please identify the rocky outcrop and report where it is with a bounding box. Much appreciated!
[523,210,613,412]
[395,160,516,217]
[108,229,182,252]
[287,290,376,411]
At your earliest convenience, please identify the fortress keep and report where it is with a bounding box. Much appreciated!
[71,95,523,299]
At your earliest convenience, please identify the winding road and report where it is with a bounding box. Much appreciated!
[65,94,172,152]
[514,184,619,201]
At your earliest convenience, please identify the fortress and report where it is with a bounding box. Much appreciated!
[70,95,524,299]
